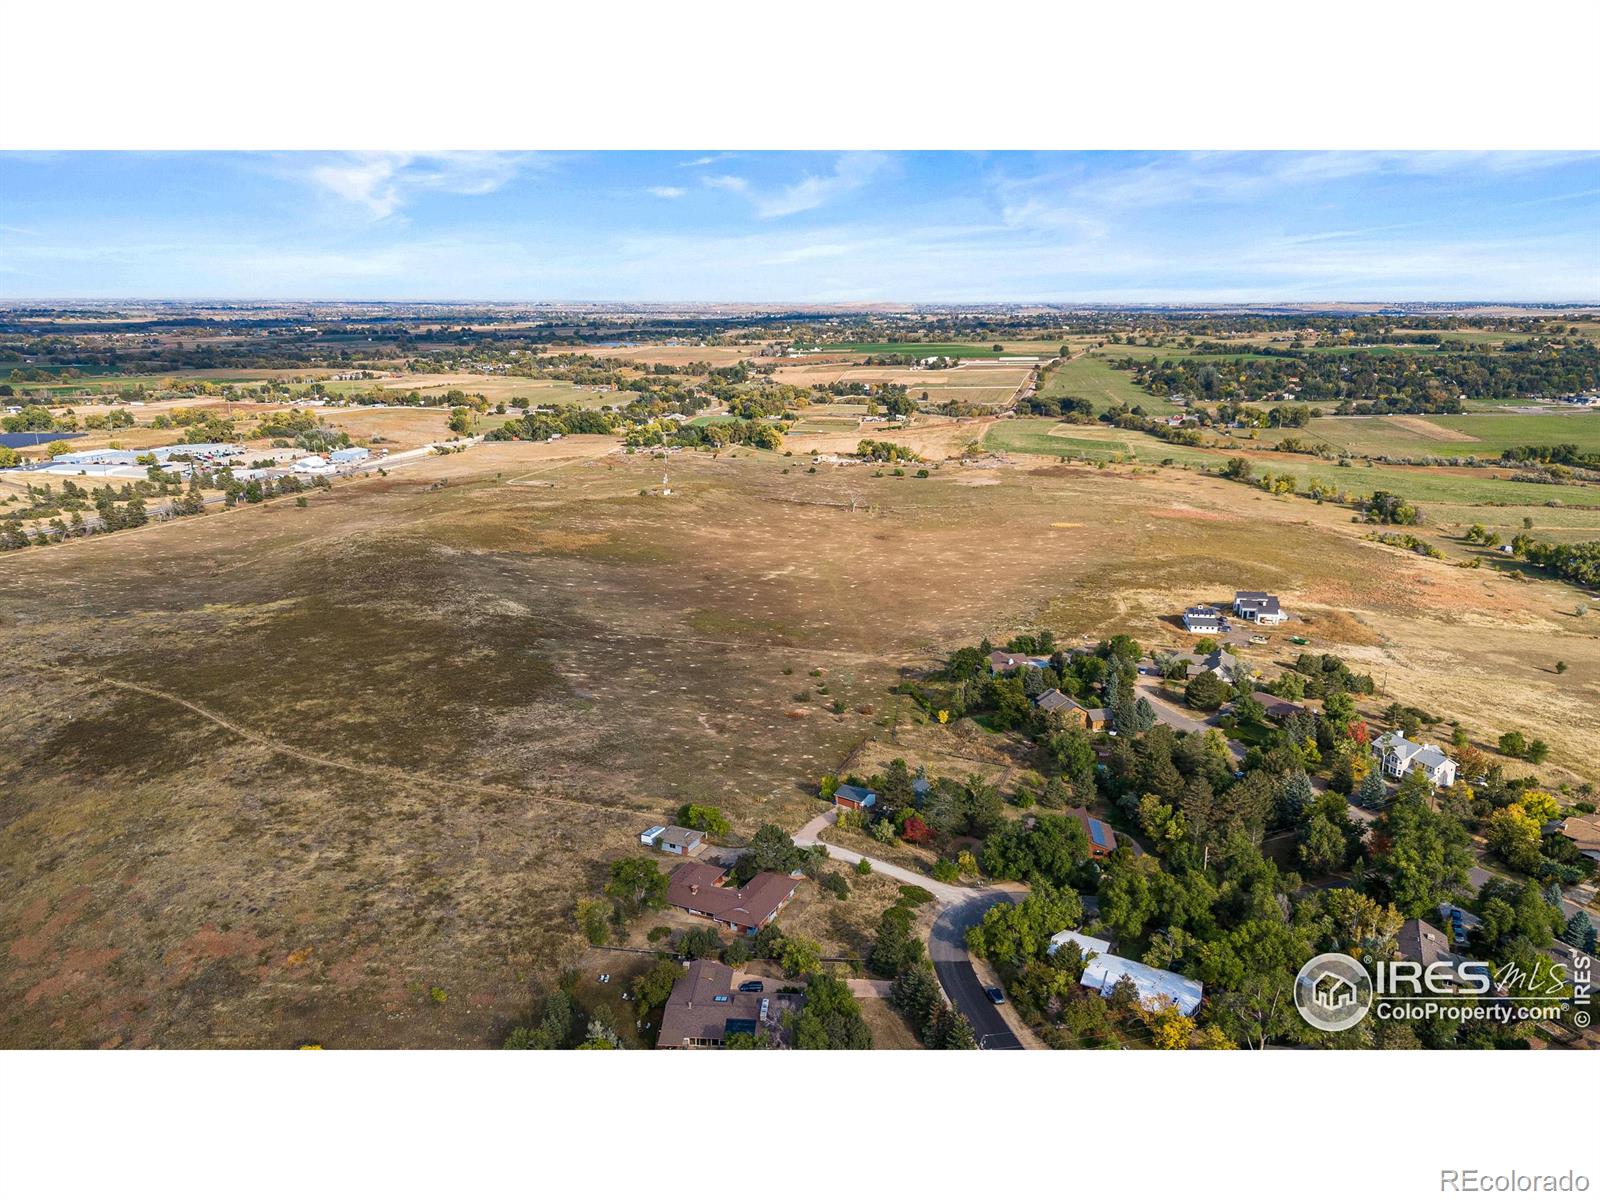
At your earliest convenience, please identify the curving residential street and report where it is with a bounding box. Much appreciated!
[795,808,1032,1048]
[929,886,1029,1049]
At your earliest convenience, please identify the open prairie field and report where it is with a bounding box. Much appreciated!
[784,413,987,459]
[1308,412,1600,458]
[3,439,1597,1049]
[322,405,456,449]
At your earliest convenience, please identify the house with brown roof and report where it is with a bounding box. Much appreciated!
[1556,813,1600,864]
[666,861,798,935]
[988,649,1051,674]
[1250,690,1306,722]
[1034,688,1109,731]
[1396,917,1455,969]
[1068,806,1118,859]
[655,960,801,1049]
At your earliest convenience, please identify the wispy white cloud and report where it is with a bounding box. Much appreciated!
[300,152,532,219]
[751,152,889,218]
[993,151,1600,226]
[696,154,892,218]
[646,185,687,199]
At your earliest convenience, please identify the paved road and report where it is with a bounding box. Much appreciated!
[795,808,1033,1047]
[1467,863,1588,922]
[929,887,1029,1049]
[794,810,965,902]
[1133,677,1247,759]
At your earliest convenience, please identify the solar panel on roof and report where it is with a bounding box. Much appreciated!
[1088,818,1111,846]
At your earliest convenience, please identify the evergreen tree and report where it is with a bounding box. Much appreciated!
[890,960,941,1029]
[940,1010,978,1049]
[1112,688,1137,734]
[1278,770,1314,827]
[1355,765,1388,808]
[1563,911,1597,953]
[1131,696,1158,734]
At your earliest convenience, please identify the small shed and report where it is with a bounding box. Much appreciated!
[655,826,706,856]
[833,784,877,810]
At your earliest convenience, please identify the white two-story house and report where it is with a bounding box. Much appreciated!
[1373,731,1458,788]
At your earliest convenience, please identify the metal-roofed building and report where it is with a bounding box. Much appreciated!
[833,784,877,810]
[1050,929,1203,1016]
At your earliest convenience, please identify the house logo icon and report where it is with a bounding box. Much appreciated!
[1294,952,1373,1032]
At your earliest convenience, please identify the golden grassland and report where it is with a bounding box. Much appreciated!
[2,439,1596,1047]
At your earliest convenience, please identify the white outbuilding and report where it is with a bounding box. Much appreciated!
[1050,929,1204,1016]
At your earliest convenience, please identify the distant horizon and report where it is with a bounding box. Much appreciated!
[3,151,1597,303]
[2,297,1597,311]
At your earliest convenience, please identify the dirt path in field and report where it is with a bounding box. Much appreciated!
[1386,415,1480,441]
[30,665,652,822]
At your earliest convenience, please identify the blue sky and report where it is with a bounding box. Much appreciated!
[1,151,1596,302]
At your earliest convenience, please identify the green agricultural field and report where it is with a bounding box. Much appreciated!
[988,418,1600,509]
[984,419,1131,459]
[1299,344,1450,356]
[1394,330,1515,345]
[1307,412,1600,459]
[1423,502,1600,546]
[1038,351,1175,414]
[1110,345,1281,363]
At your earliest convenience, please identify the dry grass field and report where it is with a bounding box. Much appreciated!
[3,438,1597,1048]
[321,405,455,449]
[773,363,1032,389]
[562,344,756,367]
[784,413,991,459]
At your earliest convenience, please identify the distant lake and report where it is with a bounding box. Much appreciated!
[0,431,86,449]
